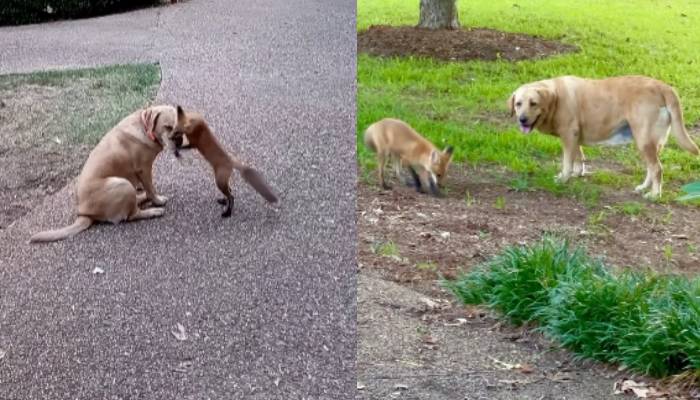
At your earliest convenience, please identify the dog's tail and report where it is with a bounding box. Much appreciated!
[662,85,700,155]
[230,157,278,203]
[29,216,93,243]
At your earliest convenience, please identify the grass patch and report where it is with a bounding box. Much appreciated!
[357,0,700,201]
[614,201,647,217]
[0,63,160,144]
[445,237,700,380]
[372,240,400,258]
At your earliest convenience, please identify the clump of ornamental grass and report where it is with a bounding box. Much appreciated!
[445,236,700,382]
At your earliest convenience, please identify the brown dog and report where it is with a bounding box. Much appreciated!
[30,105,186,243]
[509,76,699,198]
[176,112,278,217]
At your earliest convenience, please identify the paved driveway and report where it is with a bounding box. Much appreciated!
[0,1,356,398]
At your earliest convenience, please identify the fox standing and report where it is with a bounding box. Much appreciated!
[363,118,453,196]
[176,112,278,217]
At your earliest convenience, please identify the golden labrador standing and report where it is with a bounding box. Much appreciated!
[30,105,187,243]
[509,75,699,198]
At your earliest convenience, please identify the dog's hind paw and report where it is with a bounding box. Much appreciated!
[554,173,571,184]
[643,191,661,201]
[151,195,168,206]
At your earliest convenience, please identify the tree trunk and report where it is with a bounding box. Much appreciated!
[418,0,460,30]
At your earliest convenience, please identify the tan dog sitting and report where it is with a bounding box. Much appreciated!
[509,76,699,199]
[30,105,186,243]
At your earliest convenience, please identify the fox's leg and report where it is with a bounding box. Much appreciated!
[392,156,403,181]
[408,166,423,191]
[426,170,441,197]
[377,152,390,190]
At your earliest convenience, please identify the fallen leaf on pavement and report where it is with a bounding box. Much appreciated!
[613,379,668,398]
[518,363,535,374]
[171,323,187,341]
[421,335,438,345]
[173,360,192,373]
[418,297,438,310]
[443,318,468,327]
[548,371,572,382]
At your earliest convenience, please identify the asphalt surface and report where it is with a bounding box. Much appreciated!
[0,1,356,399]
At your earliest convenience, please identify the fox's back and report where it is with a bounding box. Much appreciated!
[364,118,432,157]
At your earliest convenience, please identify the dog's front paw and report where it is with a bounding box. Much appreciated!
[634,184,648,193]
[554,172,571,184]
[151,195,168,206]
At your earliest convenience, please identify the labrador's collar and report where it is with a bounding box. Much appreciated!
[141,110,162,146]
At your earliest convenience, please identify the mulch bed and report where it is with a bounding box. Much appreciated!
[358,25,578,62]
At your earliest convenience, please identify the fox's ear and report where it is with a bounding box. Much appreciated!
[444,145,454,156]
[176,105,185,121]
[430,149,439,164]
[508,93,515,117]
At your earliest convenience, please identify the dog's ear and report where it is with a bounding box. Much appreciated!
[507,93,515,117]
[141,109,152,127]
[444,145,454,156]
[536,87,557,112]
[150,112,161,133]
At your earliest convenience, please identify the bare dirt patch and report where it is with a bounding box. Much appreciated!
[358,166,700,298]
[0,64,159,230]
[0,85,89,229]
[358,26,578,62]
[357,271,626,400]
[357,164,700,399]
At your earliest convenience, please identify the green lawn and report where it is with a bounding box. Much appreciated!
[0,63,160,144]
[357,0,700,205]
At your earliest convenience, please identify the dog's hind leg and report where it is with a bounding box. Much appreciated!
[128,207,165,220]
[640,142,663,199]
[632,115,665,199]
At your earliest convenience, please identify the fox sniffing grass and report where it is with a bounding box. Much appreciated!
[363,118,454,196]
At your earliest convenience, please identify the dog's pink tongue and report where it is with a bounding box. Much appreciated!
[519,124,532,134]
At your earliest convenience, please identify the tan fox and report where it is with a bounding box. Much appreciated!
[363,118,453,196]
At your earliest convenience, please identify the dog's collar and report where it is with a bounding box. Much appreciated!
[141,111,162,146]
